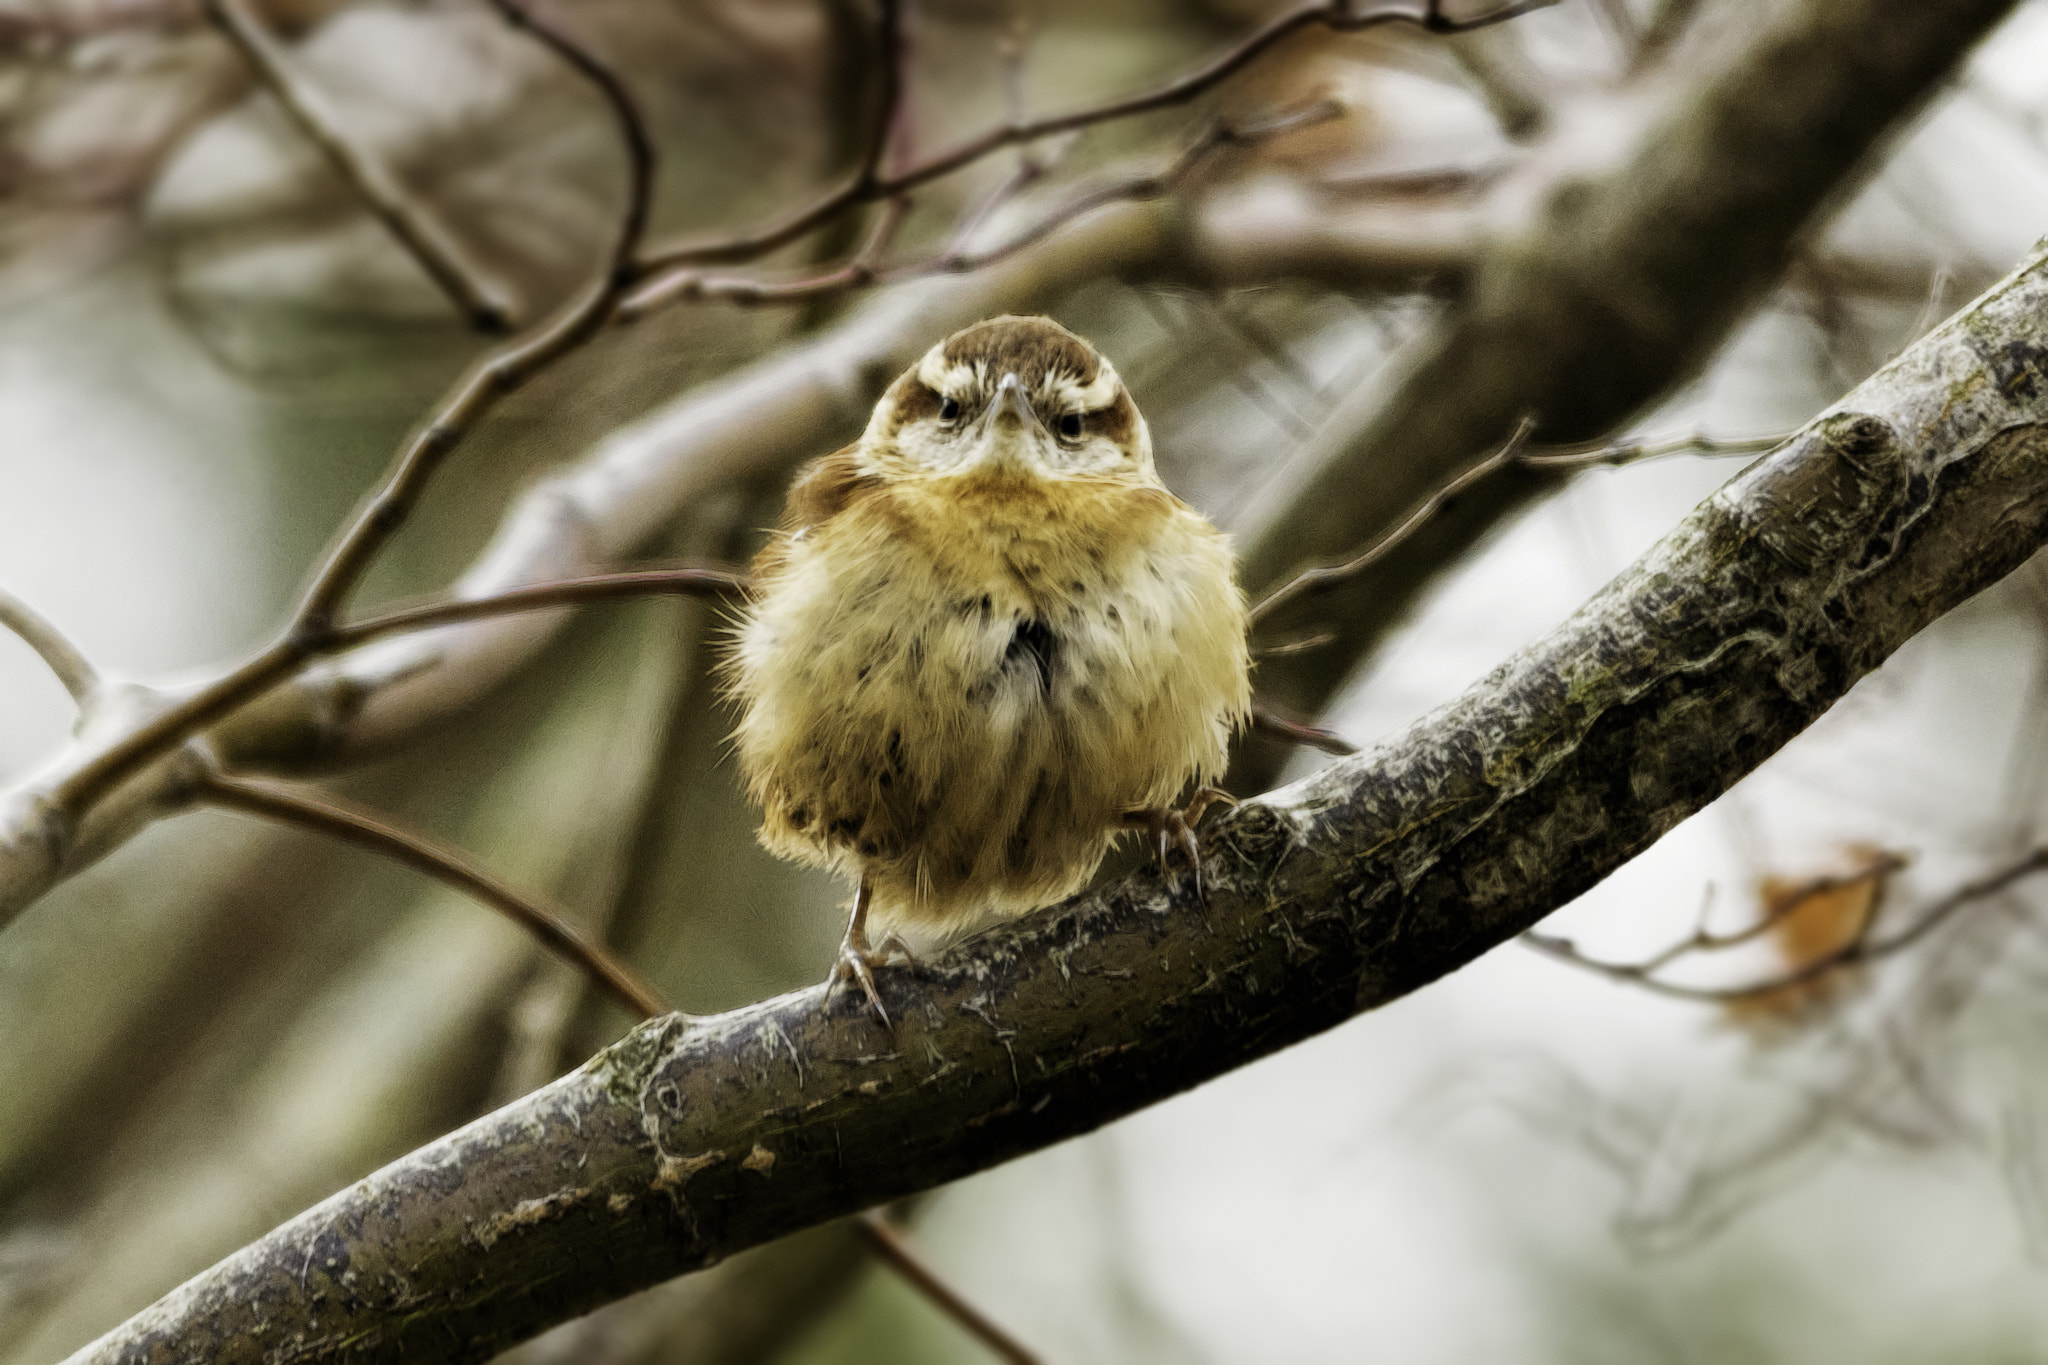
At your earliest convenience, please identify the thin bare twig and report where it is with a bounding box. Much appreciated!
[857,1211,1041,1365]
[0,582,98,706]
[1249,424,1787,627]
[332,567,752,649]
[198,773,671,1021]
[1250,417,1539,627]
[629,0,1557,280]
[201,0,520,333]
[1518,847,2048,1004]
[47,0,659,820]
[619,101,1341,318]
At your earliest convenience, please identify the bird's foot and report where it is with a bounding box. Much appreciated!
[825,921,916,1027]
[826,877,905,1026]
[828,937,894,1027]
[1123,786,1237,903]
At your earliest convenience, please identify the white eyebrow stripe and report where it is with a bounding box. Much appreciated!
[1068,357,1120,410]
[914,345,980,395]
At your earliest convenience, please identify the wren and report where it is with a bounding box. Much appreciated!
[726,315,1251,1020]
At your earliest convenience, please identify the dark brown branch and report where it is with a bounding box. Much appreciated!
[629,0,1556,279]
[291,0,657,630]
[46,0,659,820]
[200,0,520,333]
[617,101,1340,319]
[198,774,670,1021]
[856,1212,1041,1365]
[70,233,2048,1361]
[331,567,753,649]
[0,581,97,706]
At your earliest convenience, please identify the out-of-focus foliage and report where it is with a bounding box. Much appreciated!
[2,0,2048,1359]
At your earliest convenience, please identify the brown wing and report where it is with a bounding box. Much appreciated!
[782,443,879,533]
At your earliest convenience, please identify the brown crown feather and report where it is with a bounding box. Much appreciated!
[940,315,1101,388]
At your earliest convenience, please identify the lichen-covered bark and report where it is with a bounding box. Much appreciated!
[64,231,2048,1362]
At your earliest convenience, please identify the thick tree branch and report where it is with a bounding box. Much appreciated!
[69,234,2048,1364]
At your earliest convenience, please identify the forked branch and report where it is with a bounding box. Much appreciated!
[46,0,660,821]
[628,0,1557,281]
[617,100,1344,318]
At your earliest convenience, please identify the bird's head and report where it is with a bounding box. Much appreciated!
[858,315,1156,487]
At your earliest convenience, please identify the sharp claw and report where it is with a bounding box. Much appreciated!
[828,878,892,1027]
[834,946,892,1028]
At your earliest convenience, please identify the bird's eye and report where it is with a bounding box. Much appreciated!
[939,396,961,421]
[1058,412,1084,439]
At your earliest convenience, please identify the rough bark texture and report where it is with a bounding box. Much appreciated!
[1232,0,2021,789]
[68,232,2048,1363]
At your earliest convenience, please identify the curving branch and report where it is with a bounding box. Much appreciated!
[628,0,1555,280]
[1249,425,1783,628]
[198,774,671,1021]
[290,0,657,635]
[66,231,2048,1365]
[615,99,1345,318]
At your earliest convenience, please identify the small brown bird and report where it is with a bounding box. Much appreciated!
[726,315,1251,1019]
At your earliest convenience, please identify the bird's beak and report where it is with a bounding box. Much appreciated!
[988,372,1045,437]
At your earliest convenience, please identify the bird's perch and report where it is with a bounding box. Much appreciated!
[68,232,2048,1361]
